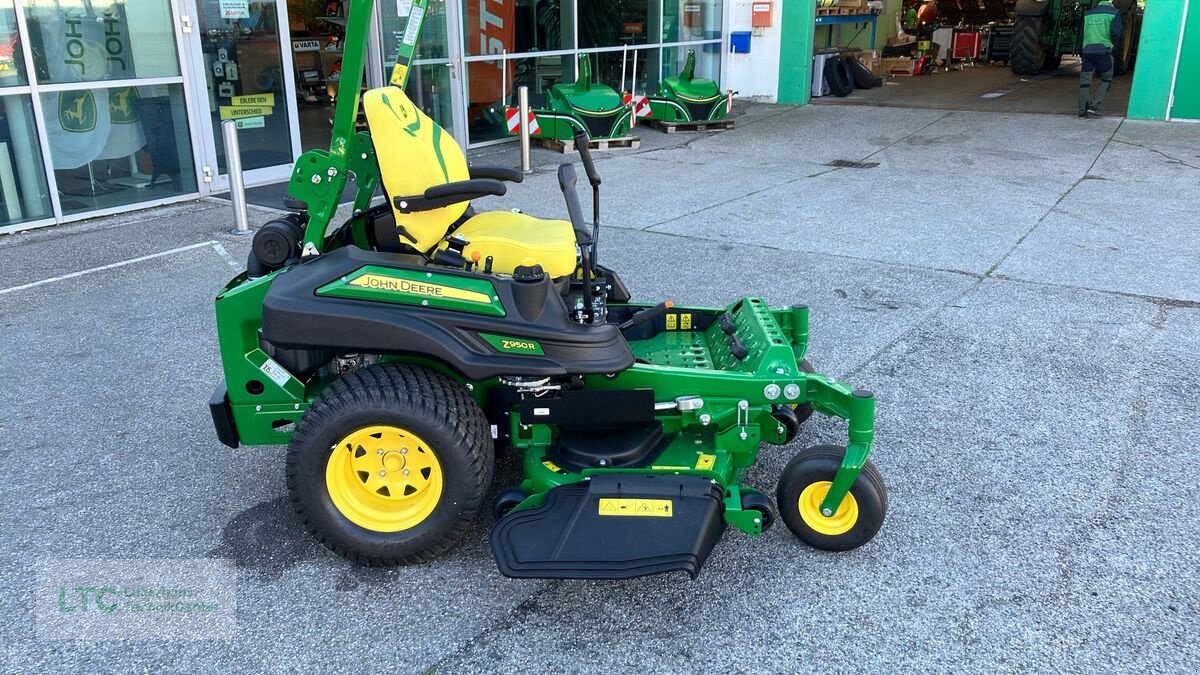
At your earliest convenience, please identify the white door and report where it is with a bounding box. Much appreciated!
[181,0,301,193]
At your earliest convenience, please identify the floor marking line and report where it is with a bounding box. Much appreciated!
[212,242,242,271]
[0,241,217,296]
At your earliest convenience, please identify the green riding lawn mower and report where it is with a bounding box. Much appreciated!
[209,0,887,579]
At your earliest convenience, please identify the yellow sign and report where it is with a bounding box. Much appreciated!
[219,105,273,121]
[390,63,409,86]
[541,460,563,473]
[695,454,716,470]
[232,93,275,107]
[598,498,673,517]
[348,274,491,304]
[666,313,677,330]
[680,313,693,330]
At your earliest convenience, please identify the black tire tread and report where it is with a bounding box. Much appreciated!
[1010,15,1045,75]
[286,363,493,567]
[776,444,887,551]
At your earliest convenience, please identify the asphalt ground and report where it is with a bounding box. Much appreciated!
[1,103,1197,672]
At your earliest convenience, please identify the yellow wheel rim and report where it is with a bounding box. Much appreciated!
[325,425,443,532]
[798,481,859,536]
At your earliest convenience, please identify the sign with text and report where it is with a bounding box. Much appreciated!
[231,93,275,107]
[219,0,249,20]
[219,105,273,120]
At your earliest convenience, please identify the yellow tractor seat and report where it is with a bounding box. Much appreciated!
[447,211,577,279]
[362,86,578,278]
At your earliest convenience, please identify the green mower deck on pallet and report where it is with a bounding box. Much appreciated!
[505,54,636,143]
[646,49,733,124]
[209,0,887,579]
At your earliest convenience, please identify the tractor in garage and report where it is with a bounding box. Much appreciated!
[1010,0,1140,75]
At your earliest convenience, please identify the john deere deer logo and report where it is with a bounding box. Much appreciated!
[59,91,96,132]
[109,87,138,124]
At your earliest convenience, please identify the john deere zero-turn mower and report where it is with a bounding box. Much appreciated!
[209,0,887,578]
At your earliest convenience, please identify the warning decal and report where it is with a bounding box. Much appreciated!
[598,498,673,517]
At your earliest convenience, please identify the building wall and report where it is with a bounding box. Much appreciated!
[1168,1,1200,119]
[1093,0,1199,122]
[725,0,786,98]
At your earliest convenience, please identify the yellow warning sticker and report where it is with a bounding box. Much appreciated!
[665,313,677,331]
[542,460,563,473]
[695,454,716,470]
[598,498,673,517]
[680,313,693,330]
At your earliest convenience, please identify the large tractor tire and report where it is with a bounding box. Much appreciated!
[1010,14,1047,75]
[287,363,494,566]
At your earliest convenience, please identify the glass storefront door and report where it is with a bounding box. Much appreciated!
[185,0,299,190]
[380,0,467,148]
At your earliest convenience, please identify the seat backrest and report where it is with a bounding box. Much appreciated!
[363,86,469,252]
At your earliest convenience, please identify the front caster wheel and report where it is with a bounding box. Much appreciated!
[287,363,494,566]
[739,490,776,532]
[492,488,528,520]
[776,444,887,551]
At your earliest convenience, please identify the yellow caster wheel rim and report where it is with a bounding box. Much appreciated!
[798,481,859,536]
[325,425,443,532]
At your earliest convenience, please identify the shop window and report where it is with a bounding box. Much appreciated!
[578,0,660,49]
[0,2,28,86]
[0,94,51,226]
[662,0,722,43]
[464,54,573,144]
[587,48,657,95]
[40,84,197,216]
[404,61,455,135]
[23,0,181,83]
[659,44,719,84]
[382,0,449,64]
[464,0,567,57]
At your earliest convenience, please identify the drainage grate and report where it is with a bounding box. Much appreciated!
[825,159,879,169]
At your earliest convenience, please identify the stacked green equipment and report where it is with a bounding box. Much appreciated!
[209,0,888,579]
[646,49,732,124]
[1010,0,1139,75]
[506,54,635,142]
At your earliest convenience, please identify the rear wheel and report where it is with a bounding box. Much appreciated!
[776,445,887,551]
[1010,14,1046,75]
[287,363,494,566]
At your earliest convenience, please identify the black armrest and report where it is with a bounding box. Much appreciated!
[469,165,525,183]
[392,179,507,213]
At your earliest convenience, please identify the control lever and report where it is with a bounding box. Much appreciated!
[572,130,601,269]
[558,163,595,321]
[619,300,674,333]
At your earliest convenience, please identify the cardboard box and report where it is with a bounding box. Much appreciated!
[856,49,881,76]
[881,57,915,76]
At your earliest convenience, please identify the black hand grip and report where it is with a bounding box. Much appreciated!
[573,130,601,187]
[619,300,674,332]
[557,163,587,237]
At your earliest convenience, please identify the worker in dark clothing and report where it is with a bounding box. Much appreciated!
[1079,0,1124,118]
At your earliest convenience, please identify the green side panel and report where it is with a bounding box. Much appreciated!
[1171,5,1200,120]
[316,265,505,316]
[478,333,545,355]
[778,0,816,105]
[1128,0,1188,121]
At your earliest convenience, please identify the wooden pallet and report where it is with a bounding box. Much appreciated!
[648,118,735,134]
[535,135,640,153]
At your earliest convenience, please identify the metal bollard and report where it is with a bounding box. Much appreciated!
[518,86,532,174]
[221,120,251,235]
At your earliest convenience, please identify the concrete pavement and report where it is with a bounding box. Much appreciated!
[1,102,1197,672]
